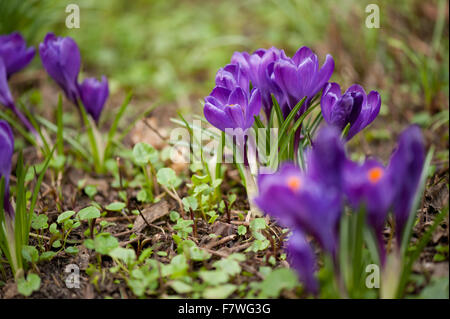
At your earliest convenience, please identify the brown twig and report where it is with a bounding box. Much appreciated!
[205,234,236,249]
[190,207,197,237]
[143,118,166,141]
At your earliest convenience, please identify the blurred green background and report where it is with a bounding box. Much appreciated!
[0,0,448,136]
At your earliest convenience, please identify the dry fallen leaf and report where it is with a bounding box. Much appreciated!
[133,200,169,232]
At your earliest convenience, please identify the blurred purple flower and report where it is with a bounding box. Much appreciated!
[321,83,381,140]
[0,59,14,108]
[287,231,318,294]
[231,47,289,117]
[273,46,334,117]
[255,127,346,257]
[389,125,425,243]
[306,125,347,190]
[39,33,81,105]
[343,125,425,262]
[78,76,109,123]
[343,159,393,264]
[204,64,261,132]
[0,120,14,217]
[0,32,35,78]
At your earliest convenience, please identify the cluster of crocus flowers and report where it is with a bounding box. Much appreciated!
[204,45,380,144]
[254,125,425,294]
[39,33,109,123]
[0,32,39,138]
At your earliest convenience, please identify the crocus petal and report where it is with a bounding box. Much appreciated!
[78,76,109,122]
[365,91,382,124]
[0,59,14,108]
[388,125,425,243]
[306,126,346,189]
[224,103,245,129]
[287,231,318,294]
[245,88,262,128]
[255,159,342,257]
[345,84,367,105]
[296,56,316,100]
[320,82,341,124]
[273,60,302,112]
[210,86,231,105]
[310,54,334,94]
[329,93,356,129]
[204,102,230,132]
[231,51,250,73]
[292,46,314,66]
[228,87,247,108]
[0,120,14,217]
[347,89,380,140]
[0,32,35,77]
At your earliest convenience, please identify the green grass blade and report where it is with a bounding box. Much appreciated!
[271,94,284,128]
[277,96,307,145]
[26,145,56,243]
[56,94,64,156]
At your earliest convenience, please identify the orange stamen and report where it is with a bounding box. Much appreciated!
[287,176,301,192]
[367,167,384,184]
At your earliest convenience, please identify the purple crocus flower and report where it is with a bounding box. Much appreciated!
[78,76,109,123]
[255,126,346,252]
[273,46,334,117]
[39,33,109,122]
[388,125,425,243]
[39,33,81,105]
[0,32,35,78]
[321,83,381,140]
[0,120,14,217]
[343,158,393,264]
[305,125,347,190]
[343,125,425,262]
[287,231,318,294]
[204,63,261,132]
[231,47,289,117]
[255,162,341,268]
[255,127,346,257]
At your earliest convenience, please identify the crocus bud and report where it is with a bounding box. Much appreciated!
[78,76,109,122]
[39,33,80,105]
[0,120,14,217]
[0,32,35,78]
